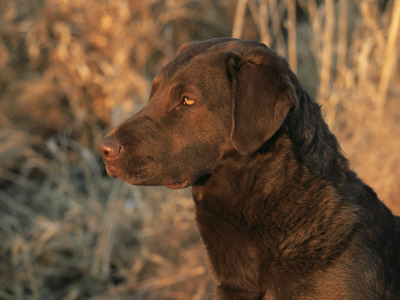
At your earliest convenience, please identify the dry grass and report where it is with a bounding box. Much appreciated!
[0,0,399,299]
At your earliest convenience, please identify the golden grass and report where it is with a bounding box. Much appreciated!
[0,0,399,299]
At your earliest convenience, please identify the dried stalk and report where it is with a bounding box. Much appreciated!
[259,0,270,46]
[269,0,286,56]
[287,0,297,74]
[232,0,248,38]
[378,0,400,109]
[336,0,348,80]
[319,0,335,99]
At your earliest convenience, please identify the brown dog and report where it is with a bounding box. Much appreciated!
[98,38,400,299]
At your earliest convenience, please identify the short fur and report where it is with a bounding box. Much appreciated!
[98,38,400,299]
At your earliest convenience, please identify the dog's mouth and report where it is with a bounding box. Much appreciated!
[164,172,212,189]
[165,179,191,189]
[105,162,192,189]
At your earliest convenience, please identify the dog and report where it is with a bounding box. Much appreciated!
[98,38,400,299]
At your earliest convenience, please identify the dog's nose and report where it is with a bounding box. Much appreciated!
[98,135,121,160]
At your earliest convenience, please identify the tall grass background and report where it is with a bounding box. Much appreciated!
[0,0,399,299]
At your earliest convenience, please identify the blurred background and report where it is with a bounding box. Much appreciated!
[0,0,399,299]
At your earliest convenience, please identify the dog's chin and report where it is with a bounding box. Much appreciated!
[124,177,192,189]
[105,165,119,178]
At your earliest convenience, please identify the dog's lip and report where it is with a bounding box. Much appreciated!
[105,165,119,178]
[165,179,191,189]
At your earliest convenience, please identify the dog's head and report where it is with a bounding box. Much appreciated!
[98,38,298,188]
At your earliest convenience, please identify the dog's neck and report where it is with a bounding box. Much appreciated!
[286,87,350,180]
[192,129,349,217]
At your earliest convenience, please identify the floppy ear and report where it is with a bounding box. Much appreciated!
[228,49,298,154]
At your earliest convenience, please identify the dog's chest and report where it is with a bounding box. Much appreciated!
[196,209,261,283]
[192,190,266,286]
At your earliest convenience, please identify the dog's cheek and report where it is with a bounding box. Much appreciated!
[170,139,222,179]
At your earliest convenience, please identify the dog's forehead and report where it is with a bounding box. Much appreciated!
[152,39,269,85]
[153,43,226,83]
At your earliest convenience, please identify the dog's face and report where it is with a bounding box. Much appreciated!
[99,40,234,188]
[98,38,297,188]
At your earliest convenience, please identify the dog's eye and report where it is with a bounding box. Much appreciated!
[182,96,195,106]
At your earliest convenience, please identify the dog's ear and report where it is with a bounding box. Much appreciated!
[227,49,298,154]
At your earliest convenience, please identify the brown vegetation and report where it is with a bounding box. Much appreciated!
[0,0,399,299]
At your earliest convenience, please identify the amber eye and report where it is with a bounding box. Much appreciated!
[182,96,195,105]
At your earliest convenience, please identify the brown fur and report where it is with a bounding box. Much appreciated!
[98,38,400,299]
